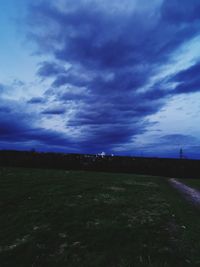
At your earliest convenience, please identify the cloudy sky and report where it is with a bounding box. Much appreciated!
[1,0,200,158]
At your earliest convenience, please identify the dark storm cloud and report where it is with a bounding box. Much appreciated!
[30,0,200,69]
[0,108,34,141]
[27,97,46,104]
[31,2,196,65]
[0,112,73,149]
[25,128,71,147]
[52,75,71,87]
[161,0,200,24]
[37,61,67,77]
[175,80,200,94]
[42,106,66,115]
[174,62,200,82]
[0,96,75,151]
[11,0,200,152]
[0,106,11,113]
[59,91,88,101]
[171,62,200,94]
[0,119,26,139]
[52,73,90,87]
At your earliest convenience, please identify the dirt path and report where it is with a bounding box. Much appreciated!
[169,178,200,206]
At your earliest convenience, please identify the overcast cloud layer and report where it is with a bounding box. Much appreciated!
[1,0,200,157]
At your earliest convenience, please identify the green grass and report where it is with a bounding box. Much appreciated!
[0,167,200,266]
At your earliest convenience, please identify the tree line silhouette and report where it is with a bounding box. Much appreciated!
[0,150,199,179]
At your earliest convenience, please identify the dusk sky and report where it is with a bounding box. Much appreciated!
[1,0,200,158]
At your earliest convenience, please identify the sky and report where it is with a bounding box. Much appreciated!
[1,0,200,158]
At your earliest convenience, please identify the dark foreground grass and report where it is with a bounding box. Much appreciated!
[0,168,200,266]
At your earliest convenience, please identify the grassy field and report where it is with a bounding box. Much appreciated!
[1,167,200,266]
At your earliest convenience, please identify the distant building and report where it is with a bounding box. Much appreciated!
[98,152,106,158]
